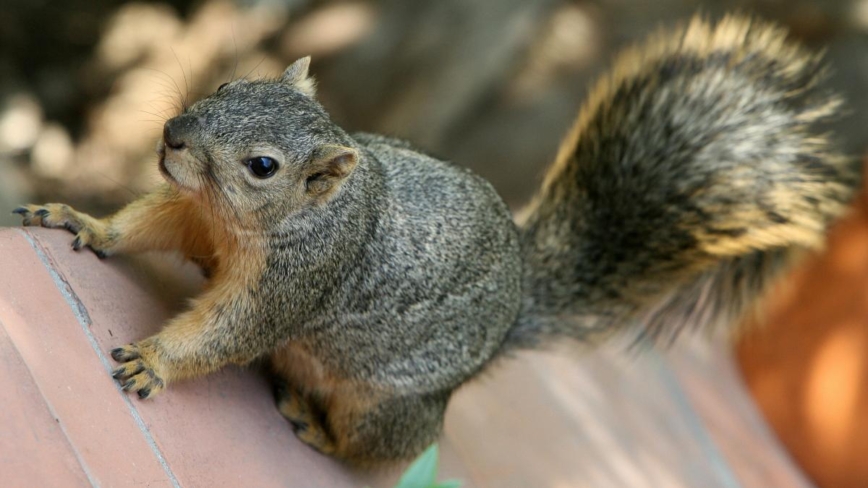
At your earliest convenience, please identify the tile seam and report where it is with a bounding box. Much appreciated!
[14,228,182,488]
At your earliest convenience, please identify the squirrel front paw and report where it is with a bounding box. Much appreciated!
[13,203,113,258]
[111,341,166,399]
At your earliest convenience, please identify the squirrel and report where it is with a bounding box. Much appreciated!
[14,15,858,466]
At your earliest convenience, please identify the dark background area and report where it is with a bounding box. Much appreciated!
[1,0,866,224]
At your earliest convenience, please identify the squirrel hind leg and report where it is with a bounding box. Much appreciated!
[330,390,449,467]
[274,383,337,455]
[272,376,449,466]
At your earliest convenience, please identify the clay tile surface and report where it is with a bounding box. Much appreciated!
[0,227,809,487]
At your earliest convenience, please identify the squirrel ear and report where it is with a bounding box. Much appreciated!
[281,56,316,97]
[305,145,358,196]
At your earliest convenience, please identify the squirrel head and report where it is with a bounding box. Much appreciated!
[157,57,359,229]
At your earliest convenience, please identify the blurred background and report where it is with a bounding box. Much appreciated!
[2,1,868,487]
[2,0,868,224]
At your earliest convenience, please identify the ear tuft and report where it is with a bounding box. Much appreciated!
[281,56,316,97]
[305,145,358,196]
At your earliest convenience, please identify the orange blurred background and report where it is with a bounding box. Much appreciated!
[738,159,868,488]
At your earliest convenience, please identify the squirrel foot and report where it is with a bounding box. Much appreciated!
[275,383,336,455]
[110,340,166,400]
[13,203,112,258]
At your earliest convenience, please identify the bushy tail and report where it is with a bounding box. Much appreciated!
[506,16,858,349]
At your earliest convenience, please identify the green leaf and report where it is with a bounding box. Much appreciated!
[393,444,439,488]
[430,481,462,488]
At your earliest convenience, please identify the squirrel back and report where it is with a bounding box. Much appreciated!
[509,16,857,349]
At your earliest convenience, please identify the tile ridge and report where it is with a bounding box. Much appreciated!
[14,228,183,488]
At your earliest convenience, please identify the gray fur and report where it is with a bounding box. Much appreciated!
[150,18,859,461]
[257,134,522,391]
[187,77,522,387]
[15,16,860,465]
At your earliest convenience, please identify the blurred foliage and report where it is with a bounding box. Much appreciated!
[389,444,461,488]
[1,0,867,226]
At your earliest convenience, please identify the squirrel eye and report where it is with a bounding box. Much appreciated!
[246,156,278,178]
[217,82,230,92]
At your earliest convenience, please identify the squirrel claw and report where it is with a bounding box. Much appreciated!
[111,361,144,379]
[115,371,164,398]
[110,345,140,362]
[110,347,126,361]
[110,342,165,399]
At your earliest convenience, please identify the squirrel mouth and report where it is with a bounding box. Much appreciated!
[158,155,179,185]
[155,141,176,183]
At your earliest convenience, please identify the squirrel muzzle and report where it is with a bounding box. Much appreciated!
[159,114,209,192]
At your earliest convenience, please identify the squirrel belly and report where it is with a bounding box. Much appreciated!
[14,15,859,466]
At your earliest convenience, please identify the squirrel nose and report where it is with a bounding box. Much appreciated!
[163,115,200,150]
